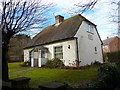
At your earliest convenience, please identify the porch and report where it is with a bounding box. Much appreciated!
[30,46,48,67]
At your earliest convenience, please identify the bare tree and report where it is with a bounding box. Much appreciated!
[68,0,98,15]
[106,1,120,37]
[0,0,53,82]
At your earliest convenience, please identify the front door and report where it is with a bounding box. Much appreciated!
[34,52,38,67]
[34,59,38,67]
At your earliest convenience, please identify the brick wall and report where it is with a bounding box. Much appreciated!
[109,37,120,52]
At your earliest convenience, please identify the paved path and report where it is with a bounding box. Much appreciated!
[9,68,33,74]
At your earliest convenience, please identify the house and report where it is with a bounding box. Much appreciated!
[103,36,120,53]
[24,14,103,67]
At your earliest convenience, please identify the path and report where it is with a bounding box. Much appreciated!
[9,68,33,74]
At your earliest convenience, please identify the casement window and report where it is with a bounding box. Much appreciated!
[41,51,45,58]
[54,46,63,59]
[88,34,93,40]
[87,24,94,33]
[34,52,38,59]
[95,47,97,54]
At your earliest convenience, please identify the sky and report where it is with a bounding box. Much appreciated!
[40,0,119,40]
[1,0,120,40]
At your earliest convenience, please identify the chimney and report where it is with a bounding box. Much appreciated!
[55,15,64,24]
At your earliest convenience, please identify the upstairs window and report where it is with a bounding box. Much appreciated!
[87,24,94,33]
[88,34,93,40]
[54,46,63,59]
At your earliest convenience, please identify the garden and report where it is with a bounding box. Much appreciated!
[8,58,120,89]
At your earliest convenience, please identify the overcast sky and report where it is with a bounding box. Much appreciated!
[41,0,119,40]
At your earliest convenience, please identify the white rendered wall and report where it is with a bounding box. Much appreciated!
[24,40,77,66]
[24,48,33,62]
[75,21,103,66]
[44,39,77,66]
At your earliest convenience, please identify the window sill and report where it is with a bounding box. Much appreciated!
[87,31,94,34]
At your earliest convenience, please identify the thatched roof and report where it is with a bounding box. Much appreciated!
[25,14,96,49]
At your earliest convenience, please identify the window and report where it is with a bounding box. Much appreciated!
[87,24,94,33]
[41,51,45,58]
[54,46,63,59]
[95,47,97,54]
[34,52,38,59]
[88,34,93,40]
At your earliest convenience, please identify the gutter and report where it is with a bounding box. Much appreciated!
[24,37,77,49]
[75,37,79,61]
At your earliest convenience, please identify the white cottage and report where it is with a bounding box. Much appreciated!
[24,14,103,67]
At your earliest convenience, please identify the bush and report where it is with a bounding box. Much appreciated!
[103,53,108,62]
[45,58,64,68]
[91,61,102,66]
[96,65,120,89]
[107,51,120,62]
[116,60,120,71]
[23,61,31,66]
[45,60,54,68]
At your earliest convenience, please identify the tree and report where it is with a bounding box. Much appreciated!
[0,0,53,81]
[68,0,98,15]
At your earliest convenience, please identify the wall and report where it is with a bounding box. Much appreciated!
[109,37,120,52]
[103,45,110,53]
[24,48,33,62]
[75,21,103,66]
[44,39,77,66]
[24,39,77,66]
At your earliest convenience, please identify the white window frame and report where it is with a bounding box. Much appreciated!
[41,51,45,58]
[88,24,94,33]
[54,46,63,59]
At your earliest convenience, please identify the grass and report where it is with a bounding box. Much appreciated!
[9,62,99,88]
[8,62,29,73]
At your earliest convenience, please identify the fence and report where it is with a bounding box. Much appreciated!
[8,56,24,62]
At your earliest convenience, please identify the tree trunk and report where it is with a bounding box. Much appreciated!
[2,36,10,81]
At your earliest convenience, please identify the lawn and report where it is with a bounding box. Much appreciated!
[8,62,29,73]
[9,62,99,88]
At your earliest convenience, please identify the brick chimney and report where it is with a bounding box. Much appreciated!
[55,15,64,24]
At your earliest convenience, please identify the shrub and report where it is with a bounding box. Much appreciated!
[45,60,54,68]
[116,60,120,71]
[91,61,102,66]
[103,53,108,62]
[96,65,120,89]
[23,61,31,66]
[107,51,120,62]
[45,58,64,68]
